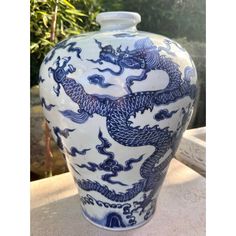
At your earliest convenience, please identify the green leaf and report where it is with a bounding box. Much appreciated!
[65,29,81,35]
[58,13,75,25]
[30,43,39,51]
[42,15,48,28]
[60,20,65,36]
[36,10,48,16]
[41,38,54,44]
[61,0,75,9]
[65,9,87,17]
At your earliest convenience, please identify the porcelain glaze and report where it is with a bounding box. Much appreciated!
[39,11,197,230]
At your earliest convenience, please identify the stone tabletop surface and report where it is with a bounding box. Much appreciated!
[31,159,205,236]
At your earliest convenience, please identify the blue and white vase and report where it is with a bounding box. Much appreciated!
[39,11,197,231]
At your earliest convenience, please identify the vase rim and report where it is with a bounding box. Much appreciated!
[96,11,141,32]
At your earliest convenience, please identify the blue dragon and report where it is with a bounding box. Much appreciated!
[88,38,184,93]
[48,37,196,217]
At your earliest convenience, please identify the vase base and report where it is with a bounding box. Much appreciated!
[81,209,155,231]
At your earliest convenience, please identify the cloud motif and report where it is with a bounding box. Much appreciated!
[66,146,91,157]
[87,74,114,88]
[154,109,178,121]
[41,97,55,111]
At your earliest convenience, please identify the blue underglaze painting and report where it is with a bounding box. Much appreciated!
[40,34,197,229]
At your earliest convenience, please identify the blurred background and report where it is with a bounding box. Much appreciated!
[30,0,205,180]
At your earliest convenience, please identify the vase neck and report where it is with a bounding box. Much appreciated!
[96,11,141,32]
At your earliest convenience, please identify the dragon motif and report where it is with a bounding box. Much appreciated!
[88,37,184,93]
[47,37,197,222]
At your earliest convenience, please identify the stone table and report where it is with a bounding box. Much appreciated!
[31,159,205,236]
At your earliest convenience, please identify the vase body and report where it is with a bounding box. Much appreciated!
[39,12,197,230]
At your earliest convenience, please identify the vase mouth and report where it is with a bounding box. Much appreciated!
[96,11,141,32]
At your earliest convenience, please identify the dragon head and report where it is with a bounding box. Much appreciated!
[48,56,75,82]
[94,39,146,70]
[94,39,119,64]
[48,56,76,96]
